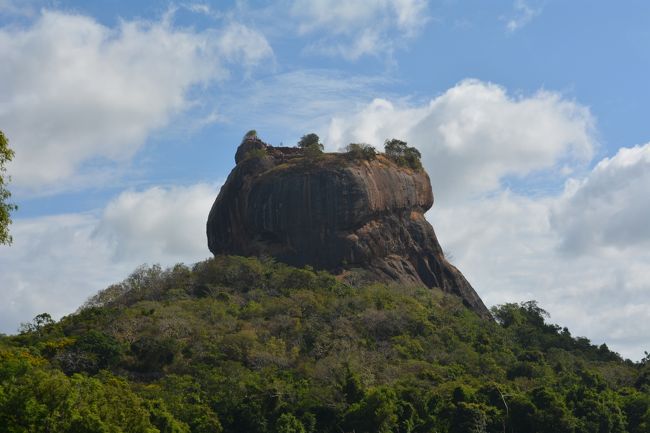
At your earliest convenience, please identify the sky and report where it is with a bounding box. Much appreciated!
[0,0,649,360]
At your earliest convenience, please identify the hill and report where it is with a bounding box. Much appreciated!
[1,255,648,432]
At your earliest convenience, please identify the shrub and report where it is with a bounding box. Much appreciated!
[130,336,179,372]
[384,138,422,170]
[297,133,322,151]
[75,330,122,368]
[275,413,307,433]
[303,144,323,161]
[296,133,324,161]
[345,143,377,161]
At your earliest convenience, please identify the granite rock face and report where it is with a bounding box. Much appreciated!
[207,138,490,318]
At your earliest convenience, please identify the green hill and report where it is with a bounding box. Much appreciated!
[1,255,648,432]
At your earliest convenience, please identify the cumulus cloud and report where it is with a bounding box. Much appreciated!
[290,0,429,59]
[96,183,219,262]
[0,213,127,335]
[551,143,650,253]
[0,10,272,191]
[0,183,218,334]
[216,22,274,67]
[431,184,650,361]
[324,81,648,359]
[326,79,596,202]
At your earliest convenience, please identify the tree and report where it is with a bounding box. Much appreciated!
[297,133,323,151]
[275,413,306,433]
[383,138,422,170]
[0,129,17,245]
[345,143,377,161]
[19,312,54,335]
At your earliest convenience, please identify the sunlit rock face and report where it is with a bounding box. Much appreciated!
[207,137,490,318]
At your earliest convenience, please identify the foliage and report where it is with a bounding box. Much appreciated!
[1,256,647,432]
[345,143,377,161]
[19,313,55,335]
[244,130,258,140]
[0,349,178,433]
[297,133,322,150]
[0,129,17,245]
[384,138,423,170]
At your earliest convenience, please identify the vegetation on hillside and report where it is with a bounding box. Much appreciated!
[2,256,647,432]
[0,129,17,245]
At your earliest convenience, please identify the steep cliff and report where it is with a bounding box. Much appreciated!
[207,137,490,318]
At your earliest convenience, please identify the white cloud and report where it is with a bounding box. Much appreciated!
[0,10,272,192]
[0,213,128,334]
[0,183,218,334]
[326,79,596,202]
[324,81,649,359]
[551,143,650,253]
[290,0,429,59]
[0,0,40,16]
[216,22,273,67]
[96,183,219,262]
[431,184,650,361]
[183,3,219,17]
[505,0,542,33]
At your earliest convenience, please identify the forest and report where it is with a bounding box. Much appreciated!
[1,255,648,432]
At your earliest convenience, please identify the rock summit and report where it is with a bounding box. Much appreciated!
[207,136,490,318]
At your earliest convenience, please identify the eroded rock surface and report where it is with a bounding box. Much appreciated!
[207,137,490,318]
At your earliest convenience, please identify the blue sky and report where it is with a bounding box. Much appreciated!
[1,0,649,359]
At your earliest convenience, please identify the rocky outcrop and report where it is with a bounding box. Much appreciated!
[207,137,490,318]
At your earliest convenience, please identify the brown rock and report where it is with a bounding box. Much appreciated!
[207,138,491,318]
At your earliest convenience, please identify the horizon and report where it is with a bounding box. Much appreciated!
[0,0,649,360]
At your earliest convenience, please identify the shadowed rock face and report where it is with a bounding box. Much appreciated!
[207,138,490,318]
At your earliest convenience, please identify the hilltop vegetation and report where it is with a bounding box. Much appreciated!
[1,256,648,432]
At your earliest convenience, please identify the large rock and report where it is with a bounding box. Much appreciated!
[207,137,490,318]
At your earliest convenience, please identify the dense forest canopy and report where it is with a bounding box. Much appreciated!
[1,256,648,432]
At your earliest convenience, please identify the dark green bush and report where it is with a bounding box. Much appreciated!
[345,143,377,161]
[384,138,422,170]
[297,133,322,151]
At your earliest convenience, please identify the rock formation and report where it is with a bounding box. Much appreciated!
[207,137,490,318]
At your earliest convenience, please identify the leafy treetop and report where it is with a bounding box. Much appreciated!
[384,138,422,170]
[0,129,17,245]
[297,133,323,152]
[345,143,377,161]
